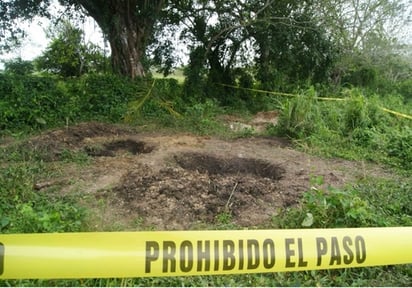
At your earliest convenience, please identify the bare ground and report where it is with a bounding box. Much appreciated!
[9,121,394,230]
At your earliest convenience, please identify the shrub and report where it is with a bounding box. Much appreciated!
[3,58,34,75]
[125,78,183,124]
[275,178,412,229]
[72,74,138,121]
[277,88,322,138]
[386,127,412,170]
[0,73,152,132]
[0,74,70,130]
[397,78,412,101]
[343,66,377,88]
[0,164,85,233]
[35,21,108,77]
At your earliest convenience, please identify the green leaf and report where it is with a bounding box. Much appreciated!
[301,212,314,227]
[0,216,10,229]
[35,117,47,125]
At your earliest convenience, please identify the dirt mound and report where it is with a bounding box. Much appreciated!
[6,122,393,231]
[18,122,136,161]
[85,139,154,157]
[174,152,285,180]
[113,153,292,229]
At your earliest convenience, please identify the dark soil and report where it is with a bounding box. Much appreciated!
[6,121,394,230]
[174,152,285,180]
[17,121,135,161]
[114,153,289,229]
[85,139,154,157]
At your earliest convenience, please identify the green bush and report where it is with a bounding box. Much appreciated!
[3,58,34,75]
[0,74,70,130]
[125,78,183,124]
[125,80,228,136]
[0,164,85,233]
[72,73,138,121]
[342,93,370,132]
[275,178,412,229]
[273,87,412,171]
[181,99,227,135]
[0,73,150,132]
[386,127,412,170]
[397,78,412,101]
[35,21,108,77]
[342,66,377,88]
[277,88,323,138]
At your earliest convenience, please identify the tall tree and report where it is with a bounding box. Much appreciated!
[172,0,335,92]
[170,0,256,102]
[1,0,166,78]
[316,0,405,52]
[35,20,107,77]
[249,0,336,89]
[314,0,408,85]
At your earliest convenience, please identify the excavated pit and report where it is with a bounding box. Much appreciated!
[85,139,153,157]
[5,122,386,231]
[174,152,285,180]
[114,152,288,229]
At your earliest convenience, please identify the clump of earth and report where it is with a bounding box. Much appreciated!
[6,120,392,230]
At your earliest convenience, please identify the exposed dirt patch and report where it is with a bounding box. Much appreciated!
[113,153,288,229]
[174,152,285,180]
[85,139,154,157]
[114,163,287,230]
[18,121,135,161]
[220,110,279,133]
[8,122,395,230]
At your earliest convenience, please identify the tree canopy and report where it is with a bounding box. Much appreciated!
[1,0,166,78]
[34,20,107,77]
[1,0,410,82]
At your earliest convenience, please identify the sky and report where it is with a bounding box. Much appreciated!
[0,15,106,69]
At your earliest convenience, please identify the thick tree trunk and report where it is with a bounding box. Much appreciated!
[108,21,146,78]
[78,0,164,79]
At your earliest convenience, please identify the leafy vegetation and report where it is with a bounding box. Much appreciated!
[35,20,108,77]
[1,71,411,286]
[274,176,412,229]
[0,0,411,286]
[0,162,86,234]
[271,87,412,172]
[0,73,70,130]
[0,160,410,287]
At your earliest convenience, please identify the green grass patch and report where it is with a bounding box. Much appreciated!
[0,74,411,286]
[152,68,186,84]
[0,163,86,234]
[273,87,412,172]
[274,177,411,229]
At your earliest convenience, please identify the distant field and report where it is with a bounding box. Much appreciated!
[152,67,185,83]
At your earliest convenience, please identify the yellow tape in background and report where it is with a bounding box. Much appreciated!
[0,227,411,279]
[380,107,412,120]
[219,83,412,120]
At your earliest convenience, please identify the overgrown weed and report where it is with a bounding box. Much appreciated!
[273,87,412,172]
[1,75,411,286]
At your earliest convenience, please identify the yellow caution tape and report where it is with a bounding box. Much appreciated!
[0,227,411,279]
[315,97,347,101]
[218,83,346,101]
[218,83,297,98]
[380,107,412,120]
[219,83,412,120]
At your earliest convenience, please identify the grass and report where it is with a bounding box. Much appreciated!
[1,129,411,286]
[151,67,185,84]
[270,87,412,174]
[0,85,411,286]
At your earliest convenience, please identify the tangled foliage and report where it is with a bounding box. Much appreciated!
[274,87,412,171]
